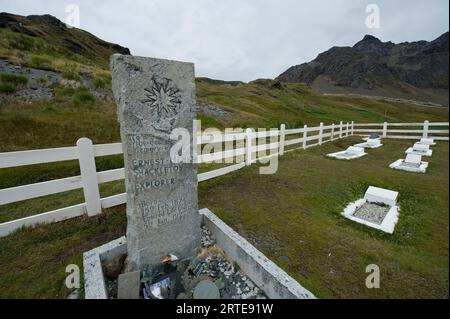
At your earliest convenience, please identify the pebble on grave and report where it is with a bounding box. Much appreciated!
[405,142,433,157]
[389,153,429,173]
[341,186,399,234]
[354,138,383,149]
[327,146,367,160]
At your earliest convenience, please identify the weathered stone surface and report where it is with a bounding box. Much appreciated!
[193,280,220,299]
[117,271,141,299]
[111,54,200,269]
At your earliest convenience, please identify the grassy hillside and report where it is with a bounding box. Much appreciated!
[1,79,448,152]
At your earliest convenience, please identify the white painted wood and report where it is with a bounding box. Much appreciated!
[387,129,425,133]
[245,128,253,166]
[0,203,86,237]
[198,147,246,164]
[0,175,82,205]
[285,137,305,146]
[354,129,385,133]
[251,142,279,153]
[97,168,125,184]
[351,121,354,135]
[101,193,126,209]
[285,128,305,135]
[93,143,123,157]
[198,163,246,182]
[77,138,102,217]
[197,132,246,145]
[303,125,308,149]
[318,122,324,145]
[279,124,286,156]
[387,123,424,126]
[423,120,430,138]
[331,123,335,141]
[346,122,350,137]
[0,146,78,169]
[353,123,384,127]
[255,130,280,138]
[383,122,388,137]
[339,121,343,138]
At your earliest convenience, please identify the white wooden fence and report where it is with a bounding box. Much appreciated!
[0,120,448,237]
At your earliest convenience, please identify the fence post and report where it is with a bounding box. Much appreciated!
[303,125,308,149]
[423,120,429,138]
[346,122,349,137]
[331,123,335,141]
[318,122,324,145]
[245,128,253,166]
[383,122,388,138]
[77,138,102,217]
[279,124,286,156]
[351,121,354,135]
[339,121,343,139]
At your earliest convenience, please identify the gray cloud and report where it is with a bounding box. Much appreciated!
[1,0,448,81]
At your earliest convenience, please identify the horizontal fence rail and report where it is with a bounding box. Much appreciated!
[0,120,448,237]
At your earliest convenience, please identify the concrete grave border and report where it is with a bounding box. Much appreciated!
[389,159,429,173]
[354,142,383,149]
[83,209,315,299]
[341,187,400,234]
[327,147,367,160]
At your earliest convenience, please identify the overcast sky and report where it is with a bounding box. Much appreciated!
[1,0,448,81]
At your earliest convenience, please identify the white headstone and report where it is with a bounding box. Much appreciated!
[420,138,434,145]
[346,146,364,155]
[413,143,430,152]
[405,153,422,165]
[364,186,398,207]
[367,139,381,147]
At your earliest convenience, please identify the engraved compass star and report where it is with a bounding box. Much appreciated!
[141,78,181,118]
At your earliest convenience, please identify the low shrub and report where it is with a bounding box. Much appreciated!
[0,82,16,94]
[72,88,95,105]
[29,54,52,68]
[1,73,28,86]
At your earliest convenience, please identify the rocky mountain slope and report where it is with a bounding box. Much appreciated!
[0,12,130,68]
[277,33,449,106]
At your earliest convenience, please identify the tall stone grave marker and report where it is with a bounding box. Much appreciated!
[110,54,200,269]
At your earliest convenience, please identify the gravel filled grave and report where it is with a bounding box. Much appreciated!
[353,202,391,225]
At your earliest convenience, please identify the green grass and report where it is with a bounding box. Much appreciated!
[0,82,15,94]
[0,73,28,94]
[0,138,447,298]
[199,137,449,298]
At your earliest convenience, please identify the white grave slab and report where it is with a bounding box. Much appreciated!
[341,186,399,234]
[365,186,398,207]
[327,146,367,160]
[389,153,428,173]
[418,138,436,146]
[354,138,383,149]
[405,143,433,157]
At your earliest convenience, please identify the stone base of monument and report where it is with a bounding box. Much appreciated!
[83,208,315,299]
[341,186,399,234]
